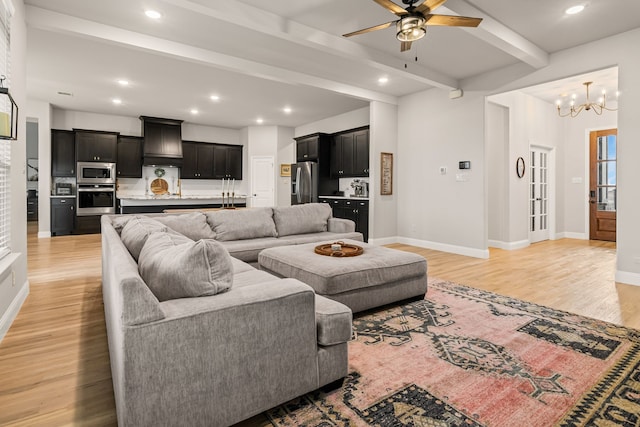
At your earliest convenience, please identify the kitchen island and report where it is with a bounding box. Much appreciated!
[118,195,247,214]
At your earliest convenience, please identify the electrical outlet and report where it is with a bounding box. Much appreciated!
[439,167,447,175]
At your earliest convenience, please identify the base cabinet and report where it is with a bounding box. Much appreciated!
[321,198,369,242]
[51,197,75,236]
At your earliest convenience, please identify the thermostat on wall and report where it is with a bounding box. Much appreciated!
[458,161,471,169]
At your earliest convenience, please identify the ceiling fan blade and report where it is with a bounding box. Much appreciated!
[416,0,448,14]
[372,0,408,16]
[401,41,412,52]
[425,14,483,27]
[343,21,395,37]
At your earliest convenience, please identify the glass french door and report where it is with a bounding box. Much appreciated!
[529,147,550,243]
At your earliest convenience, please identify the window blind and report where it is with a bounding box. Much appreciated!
[0,0,12,260]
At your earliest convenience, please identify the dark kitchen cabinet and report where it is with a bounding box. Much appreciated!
[295,133,329,162]
[51,197,75,236]
[117,136,143,178]
[213,144,243,180]
[321,198,369,242]
[330,127,369,178]
[140,116,183,164]
[51,129,76,177]
[75,130,118,162]
[181,141,215,179]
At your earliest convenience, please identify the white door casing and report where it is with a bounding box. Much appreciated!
[250,156,275,207]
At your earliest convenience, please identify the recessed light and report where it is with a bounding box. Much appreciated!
[565,5,585,15]
[256,118,264,124]
[283,107,292,114]
[210,95,220,101]
[117,79,129,86]
[145,10,162,20]
[378,76,389,84]
[190,109,199,115]
[112,98,122,105]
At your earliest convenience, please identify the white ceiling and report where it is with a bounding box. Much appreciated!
[24,0,640,130]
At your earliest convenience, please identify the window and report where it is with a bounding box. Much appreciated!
[0,0,12,260]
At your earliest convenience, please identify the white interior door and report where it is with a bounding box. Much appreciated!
[529,147,551,243]
[250,156,275,207]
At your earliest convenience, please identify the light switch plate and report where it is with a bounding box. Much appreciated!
[440,167,447,175]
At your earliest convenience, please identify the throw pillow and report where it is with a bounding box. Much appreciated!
[273,203,331,237]
[111,215,133,234]
[152,212,216,241]
[120,216,168,261]
[206,207,277,241]
[138,232,234,301]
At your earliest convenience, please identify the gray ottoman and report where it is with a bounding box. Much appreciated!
[258,239,428,313]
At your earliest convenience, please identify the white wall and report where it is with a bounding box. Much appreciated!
[294,107,369,137]
[368,101,397,243]
[1,0,28,342]
[397,89,488,258]
[486,102,509,245]
[276,126,294,207]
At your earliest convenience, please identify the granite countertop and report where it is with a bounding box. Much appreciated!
[118,194,247,200]
[118,194,247,206]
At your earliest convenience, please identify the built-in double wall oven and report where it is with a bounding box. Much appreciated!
[76,162,116,216]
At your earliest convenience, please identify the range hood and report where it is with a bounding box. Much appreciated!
[140,116,184,167]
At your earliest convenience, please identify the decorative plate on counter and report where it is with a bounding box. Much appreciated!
[150,178,169,195]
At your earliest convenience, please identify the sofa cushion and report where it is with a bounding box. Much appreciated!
[219,237,283,262]
[110,215,133,234]
[206,208,276,241]
[153,212,216,241]
[120,216,168,261]
[278,231,364,246]
[138,232,234,301]
[273,204,332,237]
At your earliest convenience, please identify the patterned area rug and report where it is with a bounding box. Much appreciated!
[266,278,640,426]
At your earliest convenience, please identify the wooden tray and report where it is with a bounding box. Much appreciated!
[314,242,364,257]
[150,178,169,195]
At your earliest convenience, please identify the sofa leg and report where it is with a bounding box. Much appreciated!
[321,378,344,393]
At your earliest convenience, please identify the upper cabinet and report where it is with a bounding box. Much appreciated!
[117,136,143,178]
[181,141,215,179]
[295,133,329,162]
[75,129,118,162]
[213,144,243,180]
[51,129,76,177]
[140,116,183,166]
[331,127,369,178]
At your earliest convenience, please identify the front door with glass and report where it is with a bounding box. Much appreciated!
[589,129,617,241]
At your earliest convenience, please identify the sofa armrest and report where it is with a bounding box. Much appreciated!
[120,278,321,426]
[328,217,356,233]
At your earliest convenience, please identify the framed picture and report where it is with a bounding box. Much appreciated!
[380,152,393,195]
[27,158,38,182]
[280,164,291,177]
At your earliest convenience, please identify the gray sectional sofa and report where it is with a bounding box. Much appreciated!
[101,203,361,427]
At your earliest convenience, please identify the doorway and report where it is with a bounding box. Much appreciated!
[589,129,617,241]
[529,146,553,243]
[250,156,275,207]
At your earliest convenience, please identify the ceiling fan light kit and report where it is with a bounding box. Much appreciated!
[343,0,482,52]
[556,81,618,118]
[396,16,426,42]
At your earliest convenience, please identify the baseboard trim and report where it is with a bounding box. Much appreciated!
[488,239,530,250]
[615,270,640,287]
[368,236,398,246]
[0,280,29,343]
[37,231,51,239]
[557,232,588,240]
[397,237,489,259]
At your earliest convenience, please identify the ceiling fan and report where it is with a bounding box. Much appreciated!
[343,0,483,52]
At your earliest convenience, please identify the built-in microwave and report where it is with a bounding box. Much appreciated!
[77,162,116,185]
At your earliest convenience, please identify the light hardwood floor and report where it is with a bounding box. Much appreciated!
[1,225,639,426]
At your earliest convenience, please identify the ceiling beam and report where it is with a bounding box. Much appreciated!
[161,0,459,89]
[442,0,549,69]
[26,5,398,105]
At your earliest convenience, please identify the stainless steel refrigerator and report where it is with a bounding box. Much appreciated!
[291,162,318,204]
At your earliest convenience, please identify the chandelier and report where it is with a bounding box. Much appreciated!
[556,81,618,118]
